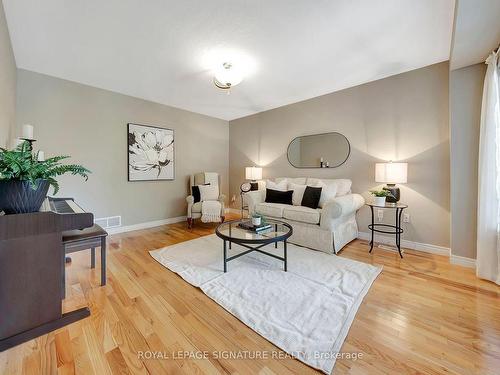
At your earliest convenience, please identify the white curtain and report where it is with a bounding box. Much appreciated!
[477,49,500,284]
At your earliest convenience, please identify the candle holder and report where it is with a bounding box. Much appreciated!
[19,138,36,152]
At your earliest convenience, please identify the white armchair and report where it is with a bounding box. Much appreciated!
[186,172,225,228]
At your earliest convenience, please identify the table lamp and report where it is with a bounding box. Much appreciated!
[375,162,407,203]
[245,166,262,191]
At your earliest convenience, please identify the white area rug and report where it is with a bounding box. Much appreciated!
[150,234,381,374]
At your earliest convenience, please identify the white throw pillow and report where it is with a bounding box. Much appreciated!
[199,184,219,201]
[288,182,307,206]
[334,179,352,197]
[283,177,307,185]
[266,179,288,191]
[307,178,352,197]
[315,181,338,208]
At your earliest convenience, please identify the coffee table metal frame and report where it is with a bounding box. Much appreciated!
[215,219,293,272]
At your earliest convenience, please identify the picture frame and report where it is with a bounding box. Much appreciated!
[127,123,175,181]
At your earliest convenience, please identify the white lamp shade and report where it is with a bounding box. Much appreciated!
[245,166,262,180]
[375,162,407,184]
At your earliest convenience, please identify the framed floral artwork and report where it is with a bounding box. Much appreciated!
[127,123,174,181]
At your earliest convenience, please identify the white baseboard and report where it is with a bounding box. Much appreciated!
[107,218,476,268]
[357,231,450,256]
[107,216,187,235]
[449,254,476,268]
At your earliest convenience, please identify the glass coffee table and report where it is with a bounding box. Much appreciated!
[215,218,293,272]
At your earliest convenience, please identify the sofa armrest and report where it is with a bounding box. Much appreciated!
[320,193,364,228]
[244,190,265,215]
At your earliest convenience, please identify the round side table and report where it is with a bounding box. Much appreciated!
[366,202,408,258]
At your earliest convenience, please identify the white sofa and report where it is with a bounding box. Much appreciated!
[244,177,364,254]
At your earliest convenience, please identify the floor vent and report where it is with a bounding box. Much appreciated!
[95,216,122,229]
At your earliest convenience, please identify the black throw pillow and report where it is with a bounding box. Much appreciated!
[301,186,322,209]
[192,183,210,203]
[265,188,293,205]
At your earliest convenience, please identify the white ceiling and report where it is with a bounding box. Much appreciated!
[450,0,500,70]
[3,0,455,121]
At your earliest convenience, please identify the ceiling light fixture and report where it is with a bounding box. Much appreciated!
[213,62,243,91]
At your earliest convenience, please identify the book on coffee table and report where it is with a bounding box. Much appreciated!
[238,220,272,232]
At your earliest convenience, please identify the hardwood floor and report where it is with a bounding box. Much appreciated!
[1,213,499,374]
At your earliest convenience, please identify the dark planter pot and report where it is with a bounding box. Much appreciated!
[0,179,50,214]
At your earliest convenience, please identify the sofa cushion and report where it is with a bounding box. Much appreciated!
[191,184,207,203]
[255,203,289,218]
[306,178,352,206]
[334,179,352,196]
[276,177,306,185]
[288,182,307,205]
[199,184,219,201]
[309,178,352,197]
[266,179,288,191]
[265,189,293,205]
[283,206,321,224]
[301,186,322,209]
[315,181,338,208]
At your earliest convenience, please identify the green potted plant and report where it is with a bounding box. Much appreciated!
[369,190,394,206]
[0,141,90,214]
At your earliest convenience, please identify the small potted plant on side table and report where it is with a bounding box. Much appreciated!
[0,141,90,214]
[369,190,394,207]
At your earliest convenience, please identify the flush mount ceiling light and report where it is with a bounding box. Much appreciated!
[213,62,243,90]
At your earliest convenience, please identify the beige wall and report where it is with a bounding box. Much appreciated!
[0,1,16,148]
[16,69,229,226]
[449,63,486,259]
[230,62,450,248]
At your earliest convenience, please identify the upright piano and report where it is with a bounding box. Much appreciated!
[0,197,93,351]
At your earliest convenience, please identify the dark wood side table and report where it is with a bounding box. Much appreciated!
[366,202,408,258]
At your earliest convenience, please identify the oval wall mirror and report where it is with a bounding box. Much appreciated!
[287,132,351,168]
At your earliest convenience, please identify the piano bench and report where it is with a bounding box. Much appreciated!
[62,224,108,299]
